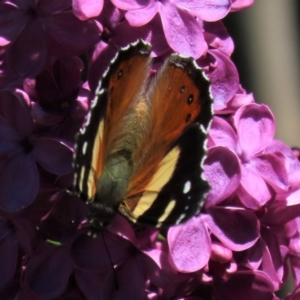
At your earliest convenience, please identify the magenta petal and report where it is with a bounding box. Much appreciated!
[204,146,241,207]
[262,201,300,229]
[0,153,38,212]
[72,0,104,20]
[7,20,47,77]
[26,243,73,300]
[111,0,149,10]
[142,249,176,282]
[231,0,254,12]
[266,140,300,188]
[160,2,206,58]
[260,238,281,290]
[239,164,272,209]
[211,242,232,262]
[126,1,159,26]
[247,239,263,270]
[112,16,168,56]
[204,207,259,251]
[209,116,238,151]
[32,138,72,175]
[204,21,234,56]
[251,154,288,192]
[175,0,231,21]
[233,104,275,158]
[168,217,211,272]
[207,49,239,110]
[226,92,255,112]
[261,228,284,286]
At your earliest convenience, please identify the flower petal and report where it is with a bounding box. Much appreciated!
[0,222,18,289]
[204,146,241,207]
[43,13,100,57]
[70,232,131,271]
[204,207,259,251]
[72,0,104,20]
[209,116,238,151]
[206,49,239,111]
[168,216,211,272]
[251,154,288,192]
[111,0,149,10]
[231,0,254,12]
[238,165,272,209]
[32,138,72,175]
[0,153,38,212]
[125,1,159,26]
[213,270,275,299]
[233,104,275,158]
[0,3,28,46]
[176,0,231,21]
[204,21,234,56]
[0,90,32,138]
[160,2,206,58]
[0,116,20,155]
[26,243,73,300]
[7,20,47,77]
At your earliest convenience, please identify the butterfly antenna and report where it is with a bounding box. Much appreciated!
[101,230,119,290]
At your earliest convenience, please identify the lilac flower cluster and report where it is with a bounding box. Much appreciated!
[1,0,300,299]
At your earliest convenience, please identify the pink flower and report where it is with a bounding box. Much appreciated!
[112,0,231,58]
[0,0,100,77]
[0,90,72,212]
[210,103,289,209]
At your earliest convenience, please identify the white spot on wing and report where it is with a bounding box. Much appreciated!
[82,141,88,155]
[157,200,176,224]
[183,181,191,194]
[176,213,186,224]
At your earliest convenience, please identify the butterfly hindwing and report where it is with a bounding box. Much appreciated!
[118,54,213,227]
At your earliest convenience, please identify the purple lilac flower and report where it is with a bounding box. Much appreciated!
[0,90,72,212]
[0,0,100,78]
[0,0,299,299]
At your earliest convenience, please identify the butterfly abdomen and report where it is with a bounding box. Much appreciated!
[88,149,133,228]
[98,150,133,198]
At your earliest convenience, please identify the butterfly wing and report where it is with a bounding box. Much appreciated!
[73,40,152,203]
[119,55,213,227]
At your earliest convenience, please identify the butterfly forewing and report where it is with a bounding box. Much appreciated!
[73,40,152,202]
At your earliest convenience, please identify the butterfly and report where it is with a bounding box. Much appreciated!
[73,40,213,233]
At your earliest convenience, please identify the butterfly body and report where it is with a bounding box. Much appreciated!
[73,40,213,232]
